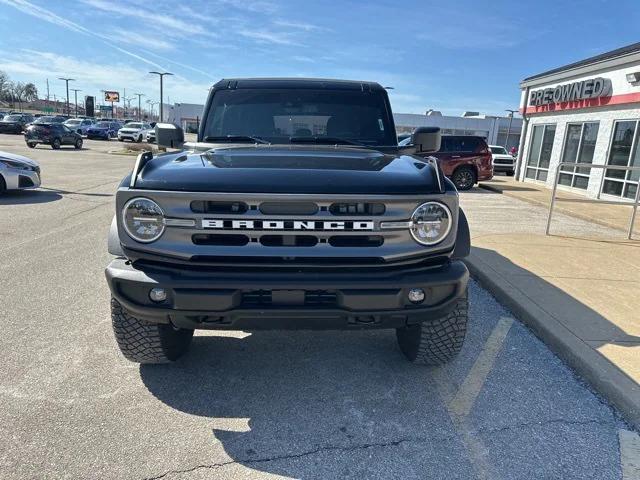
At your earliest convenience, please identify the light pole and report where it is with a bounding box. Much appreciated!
[146,100,158,121]
[59,77,75,116]
[505,109,518,150]
[124,96,134,118]
[71,88,81,117]
[149,71,173,122]
[134,93,144,121]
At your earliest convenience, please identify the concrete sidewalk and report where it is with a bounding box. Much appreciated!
[479,176,638,236]
[461,186,640,429]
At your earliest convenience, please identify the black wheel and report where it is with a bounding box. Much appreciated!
[118,138,123,142]
[137,134,142,143]
[0,175,6,194]
[74,138,83,149]
[26,142,36,148]
[51,138,61,150]
[396,292,468,365]
[506,170,515,176]
[451,167,476,191]
[111,297,194,364]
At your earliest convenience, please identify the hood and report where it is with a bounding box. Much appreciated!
[133,145,444,194]
[120,128,141,133]
[0,150,40,167]
[492,154,514,160]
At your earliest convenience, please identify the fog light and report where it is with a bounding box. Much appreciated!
[408,288,425,304]
[149,287,167,302]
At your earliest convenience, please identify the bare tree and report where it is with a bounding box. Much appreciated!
[12,82,26,111]
[23,83,38,102]
[0,71,9,102]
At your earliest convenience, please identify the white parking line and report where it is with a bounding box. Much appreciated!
[620,429,640,479]
[448,316,513,417]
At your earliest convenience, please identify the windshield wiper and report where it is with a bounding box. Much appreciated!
[289,136,365,146]
[203,135,270,144]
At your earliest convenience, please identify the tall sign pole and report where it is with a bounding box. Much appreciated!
[58,77,75,115]
[149,71,173,122]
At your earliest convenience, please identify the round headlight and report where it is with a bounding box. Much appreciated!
[122,197,165,243]
[409,202,452,246]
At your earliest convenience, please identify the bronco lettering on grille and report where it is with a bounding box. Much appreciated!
[201,219,375,231]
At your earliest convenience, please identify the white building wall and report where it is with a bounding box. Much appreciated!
[518,54,640,199]
[518,104,640,197]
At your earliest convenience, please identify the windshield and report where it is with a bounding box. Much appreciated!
[97,122,110,127]
[203,88,396,146]
[34,117,55,123]
[126,123,143,129]
[65,120,81,125]
[490,146,508,155]
[4,115,22,121]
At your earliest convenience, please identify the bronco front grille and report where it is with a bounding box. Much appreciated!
[118,190,459,267]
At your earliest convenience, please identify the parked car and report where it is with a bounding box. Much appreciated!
[64,118,94,135]
[489,145,515,176]
[24,123,83,149]
[422,135,493,190]
[29,115,67,127]
[86,121,119,140]
[117,122,151,142]
[0,113,34,134]
[0,150,41,193]
[145,128,156,143]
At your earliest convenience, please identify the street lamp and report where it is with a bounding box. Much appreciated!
[146,100,158,121]
[149,71,173,122]
[124,96,134,118]
[59,77,75,116]
[134,93,144,121]
[505,109,518,150]
[71,88,82,117]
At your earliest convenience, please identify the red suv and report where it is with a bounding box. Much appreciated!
[420,135,493,190]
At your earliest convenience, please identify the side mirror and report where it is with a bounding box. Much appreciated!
[156,123,184,149]
[411,126,441,153]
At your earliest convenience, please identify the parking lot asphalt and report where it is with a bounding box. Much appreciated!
[0,134,631,479]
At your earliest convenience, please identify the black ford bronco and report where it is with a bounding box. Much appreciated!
[105,78,470,365]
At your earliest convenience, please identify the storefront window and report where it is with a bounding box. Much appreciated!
[603,120,640,199]
[558,122,599,190]
[526,124,555,181]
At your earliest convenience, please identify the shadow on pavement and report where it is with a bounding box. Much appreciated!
[140,330,476,479]
[0,189,62,204]
[479,178,539,192]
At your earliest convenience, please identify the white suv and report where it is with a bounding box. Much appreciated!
[489,145,515,176]
[117,122,151,142]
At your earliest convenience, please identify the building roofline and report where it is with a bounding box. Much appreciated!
[521,41,640,84]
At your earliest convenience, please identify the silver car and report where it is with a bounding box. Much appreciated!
[0,150,41,193]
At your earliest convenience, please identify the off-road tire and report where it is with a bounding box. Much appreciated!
[451,166,476,191]
[111,297,194,364]
[396,292,468,365]
[51,138,61,150]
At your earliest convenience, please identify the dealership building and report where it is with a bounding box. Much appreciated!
[516,42,640,200]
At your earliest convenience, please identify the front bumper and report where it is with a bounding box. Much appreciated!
[493,163,515,172]
[105,258,469,330]
[87,131,110,139]
[118,133,139,141]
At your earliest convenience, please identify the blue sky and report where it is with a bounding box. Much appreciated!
[0,0,638,115]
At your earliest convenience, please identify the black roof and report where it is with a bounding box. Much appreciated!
[524,41,640,82]
[213,77,385,91]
